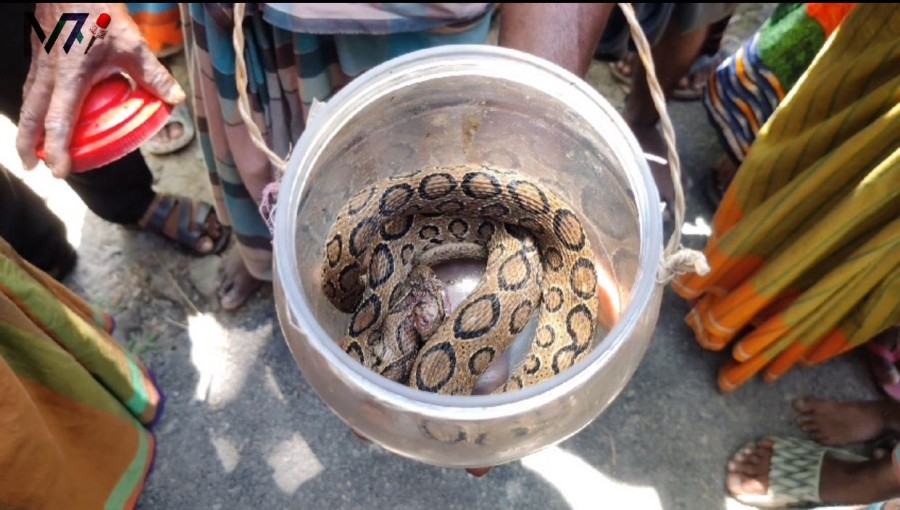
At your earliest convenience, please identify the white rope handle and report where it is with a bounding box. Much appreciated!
[232,3,288,173]
[231,2,709,282]
[616,3,710,282]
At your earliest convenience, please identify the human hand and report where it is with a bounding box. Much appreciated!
[17,3,185,178]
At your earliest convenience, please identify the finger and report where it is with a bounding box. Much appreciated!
[124,45,186,105]
[743,453,765,467]
[41,69,94,178]
[16,68,54,169]
[730,458,766,478]
[22,49,41,100]
[726,472,767,497]
[725,473,749,496]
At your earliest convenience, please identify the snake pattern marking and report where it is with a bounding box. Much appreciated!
[322,164,600,395]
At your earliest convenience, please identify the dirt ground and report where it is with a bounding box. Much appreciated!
[3,4,881,509]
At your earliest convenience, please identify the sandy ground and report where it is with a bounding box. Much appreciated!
[3,5,881,510]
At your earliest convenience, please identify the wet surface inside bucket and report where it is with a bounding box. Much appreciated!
[430,258,616,394]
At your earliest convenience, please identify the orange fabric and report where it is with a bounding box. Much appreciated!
[706,283,770,339]
[710,184,746,239]
[733,316,790,362]
[675,3,900,391]
[131,9,183,55]
[719,354,770,393]
[806,4,855,37]
[672,248,763,300]
[685,297,732,351]
[0,236,160,509]
[764,341,812,382]
[803,329,848,365]
[751,290,801,327]
[0,361,151,509]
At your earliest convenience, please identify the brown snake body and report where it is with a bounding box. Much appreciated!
[322,164,600,395]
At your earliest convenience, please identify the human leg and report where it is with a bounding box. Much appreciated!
[726,438,900,506]
[625,19,709,211]
[0,165,75,279]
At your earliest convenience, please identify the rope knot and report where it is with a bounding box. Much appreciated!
[259,176,282,237]
[657,247,710,284]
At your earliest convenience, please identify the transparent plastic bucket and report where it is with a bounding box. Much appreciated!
[273,45,663,468]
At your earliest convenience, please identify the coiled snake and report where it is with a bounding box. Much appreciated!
[322,164,600,395]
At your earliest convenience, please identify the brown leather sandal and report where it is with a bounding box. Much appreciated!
[139,194,231,255]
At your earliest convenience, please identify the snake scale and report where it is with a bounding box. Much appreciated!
[322,164,600,395]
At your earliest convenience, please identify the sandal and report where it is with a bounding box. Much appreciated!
[609,49,727,102]
[143,103,195,155]
[671,50,728,101]
[609,52,637,86]
[868,329,900,402]
[730,436,867,508]
[139,194,231,256]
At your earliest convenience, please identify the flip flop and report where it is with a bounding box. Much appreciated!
[608,54,634,86]
[671,50,728,101]
[868,337,900,402]
[729,436,868,508]
[608,50,727,102]
[143,103,196,155]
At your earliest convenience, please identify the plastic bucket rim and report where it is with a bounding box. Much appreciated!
[273,44,663,419]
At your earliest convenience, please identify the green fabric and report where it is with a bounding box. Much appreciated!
[758,4,827,89]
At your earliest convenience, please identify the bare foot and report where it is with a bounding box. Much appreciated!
[218,249,263,311]
[794,397,897,446]
[148,121,185,147]
[144,103,195,155]
[726,439,900,505]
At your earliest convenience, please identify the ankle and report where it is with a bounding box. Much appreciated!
[624,97,661,129]
[822,455,900,505]
[624,112,660,131]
